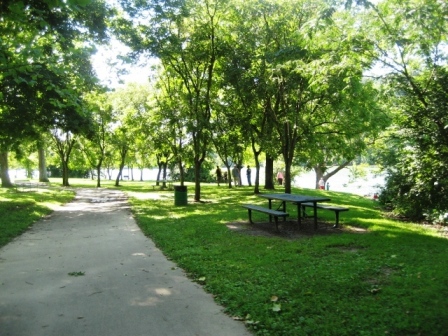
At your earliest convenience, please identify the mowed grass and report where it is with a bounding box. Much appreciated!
[122,181,448,336]
[2,177,448,335]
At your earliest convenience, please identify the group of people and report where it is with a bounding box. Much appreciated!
[215,165,252,187]
[216,166,288,187]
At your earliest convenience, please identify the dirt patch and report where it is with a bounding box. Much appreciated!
[226,219,368,240]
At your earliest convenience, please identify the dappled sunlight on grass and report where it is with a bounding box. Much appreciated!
[0,188,75,247]
[6,181,446,334]
[123,183,448,335]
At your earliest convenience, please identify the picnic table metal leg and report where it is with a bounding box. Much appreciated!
[334,211,340,228]
[281,201,287,222]
[268,199,272,223]
[313,202,318,230]
[296,203,302,229]
[274,217,279,231]
[248,209,254,224]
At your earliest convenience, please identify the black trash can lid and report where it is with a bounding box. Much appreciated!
[174,185,187,192]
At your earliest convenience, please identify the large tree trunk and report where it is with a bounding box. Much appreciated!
[264,156,275,190]
[0,151,13,188]
[38,142,49,182]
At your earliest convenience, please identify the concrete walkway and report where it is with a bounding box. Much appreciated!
[0,188,251,336]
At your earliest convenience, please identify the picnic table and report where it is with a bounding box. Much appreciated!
[152,179,173,190]
[14,179,49,191]
[258,193,331,230]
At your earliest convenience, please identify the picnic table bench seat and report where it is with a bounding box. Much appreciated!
[14,180,49,191]
[242,204,289,231]
[299,202,349,228]
[152,180,174,190]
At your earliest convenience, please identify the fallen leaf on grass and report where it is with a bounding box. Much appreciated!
[272,303,282,312]
[271,295,279,302]
[370,286,381,294]
[245,320,259,325]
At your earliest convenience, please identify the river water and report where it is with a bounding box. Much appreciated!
[13,165,385,197]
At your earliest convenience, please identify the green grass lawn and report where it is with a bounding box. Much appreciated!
[2,178,448,335]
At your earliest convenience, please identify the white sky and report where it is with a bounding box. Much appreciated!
[91,38,156,88]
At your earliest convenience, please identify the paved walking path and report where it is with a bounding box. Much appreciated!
[0,188,251,336]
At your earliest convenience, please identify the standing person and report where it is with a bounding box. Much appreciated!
[277,171,284,185]
[319,177,325,190]
[215,166,222,186]
[246,165,252,186]
[232,165,240,187]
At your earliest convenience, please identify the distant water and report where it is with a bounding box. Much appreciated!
[13,166,385,197]
[293,168,385,197]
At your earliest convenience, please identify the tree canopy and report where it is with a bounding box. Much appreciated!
[2,0,448,221]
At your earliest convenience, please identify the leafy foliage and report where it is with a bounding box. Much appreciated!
[380,67,448,220]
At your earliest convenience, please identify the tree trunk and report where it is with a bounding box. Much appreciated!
[313,161,352,189]
[250,137,262,194]
[0,151,13,188]
[115,147,128,187]
[162,162,168,188]
[38,142,49,182]
[314,165,325,189]
[284,160,292,194]
[237,162,242,187]
[265,156,275,190]
[225,164,232,188]
[178,159,185,186]
[62,160,70,186]
[254,154,260,194]
[96,158,103,188]
[194,159,202,202]
[156,162,163,185]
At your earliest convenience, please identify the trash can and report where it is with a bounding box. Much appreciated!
[174,185,188,206]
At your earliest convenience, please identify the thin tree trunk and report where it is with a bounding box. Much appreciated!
[194,159,201,202]
[254,155,260,194]
[96,158,103,188]
[115,147,128,187]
